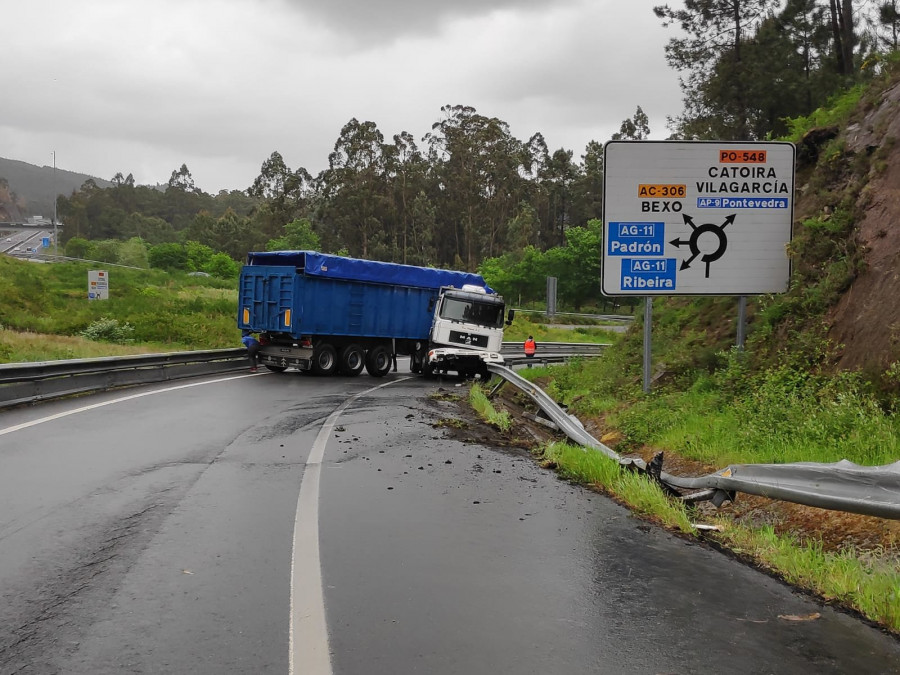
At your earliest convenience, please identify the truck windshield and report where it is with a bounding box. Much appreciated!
[439,297,504,328]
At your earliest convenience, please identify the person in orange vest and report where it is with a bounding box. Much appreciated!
[524,335,537,367]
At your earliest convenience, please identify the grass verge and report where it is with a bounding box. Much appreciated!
[469,383,511,432]
[468,390,900,633]
[716,522,900,632]
[0,256,239,361]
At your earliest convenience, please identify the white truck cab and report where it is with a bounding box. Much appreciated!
[421,284,513,378]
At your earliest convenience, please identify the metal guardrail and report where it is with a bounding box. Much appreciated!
[500,342,609,367]
[486,364,900,521]
[0,342,607,409]
[6,345,897,520]
[0,342,605,409]
[510,310,634,323]
[500,342,609,356]
[0,349,248,409]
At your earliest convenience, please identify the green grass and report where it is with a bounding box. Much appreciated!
[720,524,900,632]
[538,441,694,533]
[0,256,240,361]
[504,313,621,344]
[523,338,900,470]
[504,334,900,632]
[468,383,512,432]
[783,84,867,142]
[523,436,900,632]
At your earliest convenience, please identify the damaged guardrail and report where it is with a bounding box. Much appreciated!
[486,364,900,521]
[0,349,248,409]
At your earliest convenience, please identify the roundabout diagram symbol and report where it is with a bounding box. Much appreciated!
[669,213,736,278]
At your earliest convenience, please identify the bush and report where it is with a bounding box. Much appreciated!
[80,317,135,344]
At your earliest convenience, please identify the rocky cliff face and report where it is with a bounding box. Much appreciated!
[826,79,900,373]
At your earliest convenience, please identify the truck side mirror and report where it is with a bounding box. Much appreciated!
[506,309,515,325]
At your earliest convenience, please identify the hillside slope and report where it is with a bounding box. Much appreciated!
[0,157,110,219]
[826,78,900,373]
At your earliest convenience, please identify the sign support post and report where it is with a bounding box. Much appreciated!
[546,276,558,317]
[600,140,795,391]
[643,297,652,394]
[736,296,747,350]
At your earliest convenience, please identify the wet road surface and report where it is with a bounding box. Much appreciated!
[0,370,898,674]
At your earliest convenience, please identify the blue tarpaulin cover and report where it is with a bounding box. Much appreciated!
[246,251,494,292]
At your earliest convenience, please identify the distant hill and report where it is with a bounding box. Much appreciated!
[0,157,111,220]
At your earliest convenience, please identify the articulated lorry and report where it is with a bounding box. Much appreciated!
[237,251,513,378]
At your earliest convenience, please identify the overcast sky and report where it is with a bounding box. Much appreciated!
[4,0,685,195]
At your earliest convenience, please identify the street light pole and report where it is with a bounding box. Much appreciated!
[52,151,58,255]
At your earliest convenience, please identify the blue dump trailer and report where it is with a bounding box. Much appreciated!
[238,251,512,377]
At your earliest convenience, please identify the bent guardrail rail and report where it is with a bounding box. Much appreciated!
[0,349,248,409]
[486,364,900,521]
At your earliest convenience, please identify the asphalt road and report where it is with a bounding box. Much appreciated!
[0,370,898,674]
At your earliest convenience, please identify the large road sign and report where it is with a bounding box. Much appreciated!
[602,141,795,296]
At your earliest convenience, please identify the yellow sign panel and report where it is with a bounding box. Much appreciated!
[637,184,686,198]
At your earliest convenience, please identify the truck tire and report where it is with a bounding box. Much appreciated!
[339,344,365,376]
[409,351,422,374]
[422,360,437,380]
[311,343,337,376]
[365,345,392,377]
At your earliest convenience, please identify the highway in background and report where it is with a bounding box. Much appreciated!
[0,226,52,257]
[1,371,898,674]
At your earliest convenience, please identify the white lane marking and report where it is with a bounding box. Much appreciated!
[0,373,259,436]
[289,377,410,675]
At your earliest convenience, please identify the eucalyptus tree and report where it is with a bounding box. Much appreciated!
[164,164,210,231]
[569,140,604,227]
[407,190,438,266]
[167,164,198,193]
[383,131,428,263]
[425,104,528,269]
[319,118,390,259]
[611,106,651,140]
[248,151,314,237]
[521,132,578,249]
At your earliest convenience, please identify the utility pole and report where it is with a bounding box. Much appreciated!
[52,151,58,255]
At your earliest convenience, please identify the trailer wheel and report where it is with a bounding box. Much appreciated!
[311,343,337,376]
[339,344,365,376]
[409,351,422,374]
[365,345,392,377]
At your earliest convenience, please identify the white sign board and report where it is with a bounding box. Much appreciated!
[88,270,109,300]
[602,141,795,296]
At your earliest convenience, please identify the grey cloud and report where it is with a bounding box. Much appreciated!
[279,0,575,44]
